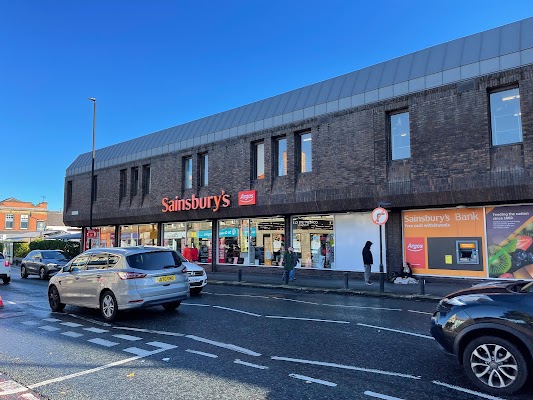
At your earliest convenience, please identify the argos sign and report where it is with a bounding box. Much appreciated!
[405,237,426,269]
[238,190,256,206]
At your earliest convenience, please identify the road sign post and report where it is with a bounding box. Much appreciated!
[372,207,388,293]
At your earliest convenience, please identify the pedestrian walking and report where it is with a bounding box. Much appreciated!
[283,246,297,284]
[362,241,373,285]
[190,244,199,262]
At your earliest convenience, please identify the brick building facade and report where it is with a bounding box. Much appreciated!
[0,198,48,239]
[64,18,533,280]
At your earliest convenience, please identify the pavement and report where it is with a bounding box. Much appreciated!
[205,269,483,302]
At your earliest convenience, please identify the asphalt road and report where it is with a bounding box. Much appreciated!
[0,268,531,400]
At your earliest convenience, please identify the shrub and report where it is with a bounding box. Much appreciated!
[14,242,30,258]
[29,240,81,258]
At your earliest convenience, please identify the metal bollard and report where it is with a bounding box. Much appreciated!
[420,278,426,295]
[344,272,349,289]
[238,269,242,282]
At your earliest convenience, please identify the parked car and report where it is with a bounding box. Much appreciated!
[21,250,71,280]
[186,262,207,295]
[430,280,533,395]
[48,246,189,321]
[0,252,10,284]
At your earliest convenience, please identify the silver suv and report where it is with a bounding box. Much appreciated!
[48,246,189,321]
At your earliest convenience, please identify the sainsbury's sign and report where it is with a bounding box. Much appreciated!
[238,190,256,206]
[162,191,230,213]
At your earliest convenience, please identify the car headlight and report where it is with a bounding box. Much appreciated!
[46,263,59,268]
[444,294,493,306]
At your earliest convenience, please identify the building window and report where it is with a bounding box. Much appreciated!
[253,141,265,180]
[276,137,287,177]
[490,87,522,146]
[119,169,127,199]
[66,181,72,209]
[184,157,192,189]
[299,132,312,173]
[199,153,208,187]
[36,221,45,231]
[390,111,411,160]
[92,175,98,201]
[20,215,29,229]
[5,214,13,229]
[131,167,139,197]
[142,164,151,196]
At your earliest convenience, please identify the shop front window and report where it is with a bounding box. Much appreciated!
[119,224,158,247]
[218,217,285,266]
[292,215,334,269]
[162,221,213,263]
[99,226,117,247]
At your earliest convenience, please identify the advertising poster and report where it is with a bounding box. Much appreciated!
[486,205,533,279]
[403,208,487,278]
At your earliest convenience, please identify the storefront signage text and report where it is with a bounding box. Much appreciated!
[162,191,230,213]
[238,190,257,206]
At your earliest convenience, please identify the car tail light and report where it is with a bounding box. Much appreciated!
[117,272,147,280]
[181,266,187,274]
[4,260,9,267]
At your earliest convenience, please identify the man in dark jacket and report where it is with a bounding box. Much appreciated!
[283,246,297,285]
[362,241,373,285]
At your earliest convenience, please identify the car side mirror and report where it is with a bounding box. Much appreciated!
[70,267,80,272]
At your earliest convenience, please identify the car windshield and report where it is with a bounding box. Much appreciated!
[126,251,183,271]
[42,251,69,261]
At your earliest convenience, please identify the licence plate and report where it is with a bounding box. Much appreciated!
[156,275,176,283]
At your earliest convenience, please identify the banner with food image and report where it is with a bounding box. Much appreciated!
[486,205,533,279]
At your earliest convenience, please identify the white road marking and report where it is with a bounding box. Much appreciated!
[364,390,406,400]
[186,349,218,358]
[407,310,433,315]
[271,297,320,305]
[21,393,40,399]
[357,323,434,340]
[113,334,143,341]
[67,313,111,327]
[212,305,261,317]
[60,322,83,327]
[432,380,505,400]
[27,350,167,390]
[324,304,402,311]
[272,356,421,379]
[6,301,16,305]
[21,321,39,326]
[146,341,177,350]
[0,378,28,395]
[289,373,337,387]
[123,347,154,357]
[61,331,84,338]
[203,292,271,299]
[88,338,119,347]
[186,335,261,356]
[181,303,211,307]
[84,327,109,333]
[114,326,185,337]
[265,316,349,324]
[42,318,61,322]
[38,325,61,332]
[234,359,268,369]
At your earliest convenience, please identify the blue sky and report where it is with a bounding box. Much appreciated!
[1,1,531,212]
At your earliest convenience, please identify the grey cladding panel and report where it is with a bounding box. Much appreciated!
[522,18,533,49]
[284,89,301,112]
[230,106,247,127]
[239,104,255,126]
[220,108,238,130]
[303,82,324,108]
[462,33,482,65]
[393,54,413,84]
[215,110,231,131]
[327,74,347,102]
[208,113,224,133]
[426,44,446,75]
[501,21,521,55]
[293,86,312,109]
[315,79,334,104]
[352,67,371,94]
[379,59,399,87]
[443,39,464,70]
[338,71,358,98]
[273,92,292,116]
[256,97,273,120]
[410,49,430,80]
[481,28,501,60]
[247,101,263,121]
[202,115,217,136]
[263,96,282,119]
[365,63,385,91]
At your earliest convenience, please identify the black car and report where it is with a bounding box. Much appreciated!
[431,280,533,395]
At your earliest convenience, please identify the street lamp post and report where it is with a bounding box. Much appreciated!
[88,98,96,247]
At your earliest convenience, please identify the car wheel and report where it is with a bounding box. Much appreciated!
[2,277,10,284]
[21,265,28,278]
[162,301,181,311]
[463,336,528,395]
[39,267,47,280]
[48,285,65,312]
[100,290,118,322]
[190,287,203,295]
